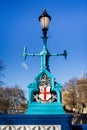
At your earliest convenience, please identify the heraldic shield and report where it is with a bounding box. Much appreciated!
[25,69,65,114]
[33,73,57,103]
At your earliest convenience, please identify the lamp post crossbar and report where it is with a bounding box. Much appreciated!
[23,38,67,72]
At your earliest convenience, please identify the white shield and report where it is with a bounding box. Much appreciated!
[39,86,51,101]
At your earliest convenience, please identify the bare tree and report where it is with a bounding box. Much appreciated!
[62,77,78,112]
[77,77,87,113]
[62,86,77,112]
[63,77,77,90]
[62,76,87,113]
[0,85,27,114]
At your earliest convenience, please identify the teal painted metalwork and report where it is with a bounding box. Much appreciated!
[23,36,67,72]
[23,9,67,114]
[25,69,65,114]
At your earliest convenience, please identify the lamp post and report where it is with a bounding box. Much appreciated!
[23,9,67,72]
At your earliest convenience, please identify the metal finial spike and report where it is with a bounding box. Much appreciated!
[24,46,27,51]
[23,46,27,60]
[43,8,47,13]
[63,50,67,60]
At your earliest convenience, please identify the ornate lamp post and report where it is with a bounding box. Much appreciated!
[23,9,67,114]
[23,9,67,72]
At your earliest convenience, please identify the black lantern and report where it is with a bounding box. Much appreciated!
[39,9,51,38]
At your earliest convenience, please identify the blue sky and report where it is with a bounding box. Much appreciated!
[0,0,87,97]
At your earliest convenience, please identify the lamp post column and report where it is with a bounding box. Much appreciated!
[40,37,50,72]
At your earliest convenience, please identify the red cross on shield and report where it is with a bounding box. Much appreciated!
[39,86,51,102]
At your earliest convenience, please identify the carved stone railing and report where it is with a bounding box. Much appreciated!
[0,125,61,130]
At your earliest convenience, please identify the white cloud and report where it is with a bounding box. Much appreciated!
[21,62,29,70]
